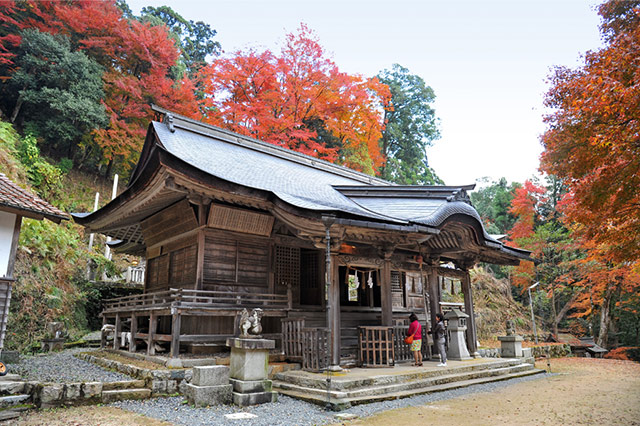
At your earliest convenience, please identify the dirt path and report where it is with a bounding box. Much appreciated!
[344,358,640,426]
[11,406,173,426]
[11,358,640,425]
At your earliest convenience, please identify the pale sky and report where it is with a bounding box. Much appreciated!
[128,0,603,186]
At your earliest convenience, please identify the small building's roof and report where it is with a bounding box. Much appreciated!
[0,174,68,223]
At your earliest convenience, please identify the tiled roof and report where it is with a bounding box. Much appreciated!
[0,174,68,222]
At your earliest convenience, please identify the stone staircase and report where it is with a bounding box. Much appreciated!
[101,380,152,403]
[273,358,544,410]
[0,373,32,421]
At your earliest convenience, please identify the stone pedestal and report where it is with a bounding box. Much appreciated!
[498,335,524,358]
[40,338,65,352]
[184,365,232,407]
[226,338,277,406]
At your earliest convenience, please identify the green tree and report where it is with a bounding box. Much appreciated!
[471,178,519,234]
[377,64,441,184]
[4,29,107,160]
[140,5,220,78]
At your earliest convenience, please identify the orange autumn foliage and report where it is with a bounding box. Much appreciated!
[540,1,640,264]
[507,180,546,290]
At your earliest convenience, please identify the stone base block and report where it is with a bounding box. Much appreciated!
[499,335,524,358]
[230,378,272,393]
[192,365,229,387]
[184,383,232,407]
[229,348,269,381]
[232,390,277,406]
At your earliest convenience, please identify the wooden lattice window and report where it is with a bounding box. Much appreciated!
[275,246,300,288]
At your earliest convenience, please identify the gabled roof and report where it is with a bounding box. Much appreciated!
[73,109,530,264]
[0,174,68,223]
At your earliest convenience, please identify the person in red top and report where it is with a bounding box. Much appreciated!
[407,313,422,366]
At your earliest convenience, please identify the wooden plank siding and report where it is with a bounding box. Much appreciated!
[140,199,198,247]
[202,230,270,292]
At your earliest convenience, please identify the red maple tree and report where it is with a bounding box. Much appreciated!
[199,24,390,174]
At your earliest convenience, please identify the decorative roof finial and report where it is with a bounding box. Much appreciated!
[164,113,175,133]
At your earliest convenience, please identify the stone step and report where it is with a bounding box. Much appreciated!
[274,363,534,400]
[0,374,23,382]
[102,380,146,391]
[0,381,26,395]
[0,405,31,422]
[275,358,524,391]
[346,364,534,399]
[278,368,545,410]
[0,393,31,408]
[101,388,151,403]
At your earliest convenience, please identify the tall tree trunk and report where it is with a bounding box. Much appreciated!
[10,93,24,123]
[104,158,113,179]
[597,281,617,348]
[554,292,579,333]
[551,284,559,337]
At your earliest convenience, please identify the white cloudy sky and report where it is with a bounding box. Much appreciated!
[128,0,603,186]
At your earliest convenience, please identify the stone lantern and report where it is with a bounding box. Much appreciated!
[444,307,471,360]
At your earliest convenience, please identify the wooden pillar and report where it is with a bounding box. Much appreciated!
[381,255,393,326]
[129,314,137,352]
[427,263,440,334]
[462,268,479,356]
[113,313,121,350]
[329,252,341,366]
[170,311,182,358]
[147,313,156,355]
[380,246,394,326]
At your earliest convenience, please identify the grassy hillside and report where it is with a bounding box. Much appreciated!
[471,266,543,346]
[0,120,129,351]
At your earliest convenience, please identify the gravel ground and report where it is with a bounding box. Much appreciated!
[112,372,552,426]
[7,347,131,383]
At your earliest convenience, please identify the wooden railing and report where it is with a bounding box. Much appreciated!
[103,288,291,312]
[358,326,394,367]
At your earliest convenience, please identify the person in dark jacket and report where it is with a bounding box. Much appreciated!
[407,313,422,366]
[433,312,447,366]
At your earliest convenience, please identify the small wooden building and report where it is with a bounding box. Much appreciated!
[74,108,529,368]
[0,174,68,351]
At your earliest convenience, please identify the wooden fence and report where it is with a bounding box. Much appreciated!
[392,326,430,362]
[358,326,395,367]
[281,319,329,372]
[281,318,305,362]
[300,328,330,372]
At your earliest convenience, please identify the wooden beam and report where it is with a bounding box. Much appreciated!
[5,215,22,280]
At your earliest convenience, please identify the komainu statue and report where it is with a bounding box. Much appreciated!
[239,308,264,338]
